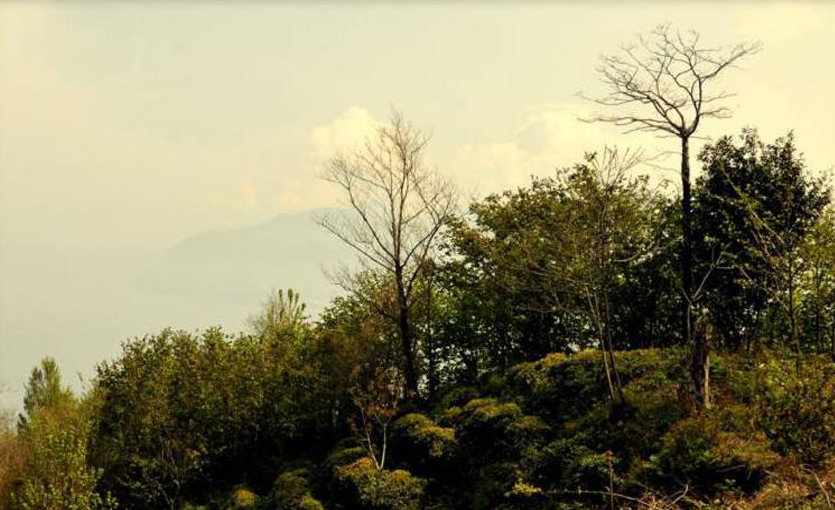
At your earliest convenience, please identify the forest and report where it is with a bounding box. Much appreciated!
[1,25,835,510]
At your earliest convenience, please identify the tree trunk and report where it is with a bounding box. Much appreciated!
[599,340,617,402]
[395,269,418,398]
[831,320,835,363]
[815,272,822,352]
[603,296,625,406]
[682,136,708,408]
[788,263,800,364]
[425,267,439,398]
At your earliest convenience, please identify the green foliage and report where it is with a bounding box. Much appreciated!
[226,486,257,510]
[750,358,835,465]
[18,358,75,429]
[799,207,835,356]
[266,469,324,510]
[392,414,456,467]
[433,386,479,417]
[533,436,613,493]
[335,457,426,510]
[0,407,22,510]
[13,133,834,510]
[438,158,678,375]
[508,348,683,426]
[441,398,549,454]
[11,408,115,510]
[247,288,308,342]
[326,446,367,474]
[649,410,779,493]
[434,397,550,509]
[91,324,331,509]
[695,129,831,350]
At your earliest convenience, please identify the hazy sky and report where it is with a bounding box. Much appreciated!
[1,1,833,408]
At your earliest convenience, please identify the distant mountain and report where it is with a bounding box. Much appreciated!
[139,208,355,313]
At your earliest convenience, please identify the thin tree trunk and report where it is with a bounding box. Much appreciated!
[603,296,625,406]
[788,262,801,367]
[681,136,694,344]
[831,319,835,363]
[682,136,708,408]
[425,265,438,398]
[591,293,623,406]
[599,341,617,402]
[395,269,418,398]
[815,270,823,352]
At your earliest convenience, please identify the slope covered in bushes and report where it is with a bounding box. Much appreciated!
[170,348,835,510]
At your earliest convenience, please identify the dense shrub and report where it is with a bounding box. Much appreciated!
[649,411,779,493]
[392,414,456,469]
[325,446,367,474]
[10,408,115,510]
[266,469,324,510]
[753,359,835,466]
[531,435,613,493]
[226,486,258,510]
[441,398,548,456]
[334,457,427,510]
[507,349,683,425]
[432,387,479,418]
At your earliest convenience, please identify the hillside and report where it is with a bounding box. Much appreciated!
[181,347,835,510]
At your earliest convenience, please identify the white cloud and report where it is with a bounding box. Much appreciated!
[449,103,665,198]
[310,106,380,160]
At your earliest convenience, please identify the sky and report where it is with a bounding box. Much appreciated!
[1,1,833,409]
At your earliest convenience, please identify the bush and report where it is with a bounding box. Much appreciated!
[649,411,779,493]
[442,398,548,461]
[533,436,613,493]
[507,349,683,426]
[267,469,324,510]
[753,359,835,466]
[335,457,426,510]
[10,408,116,510]
[325,446,367,474]
[226,486,257,510]
[433,387,479,417]
[392,413,456,462]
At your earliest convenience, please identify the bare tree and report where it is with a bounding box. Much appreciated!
[584,24,760,407]
[318,111,457,397]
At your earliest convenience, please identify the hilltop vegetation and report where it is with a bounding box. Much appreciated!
[4,344,835,509]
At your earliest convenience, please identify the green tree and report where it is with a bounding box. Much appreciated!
[696,129,830,355]
[439,151,672,376]
[247,288,308,341]
[553,148,661,406]
[11,407,115,510]
[91,324,332,509]
[18,358,74,429]
[800,207,835,359]
[9,360,113,510]
[442,176,586,369]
